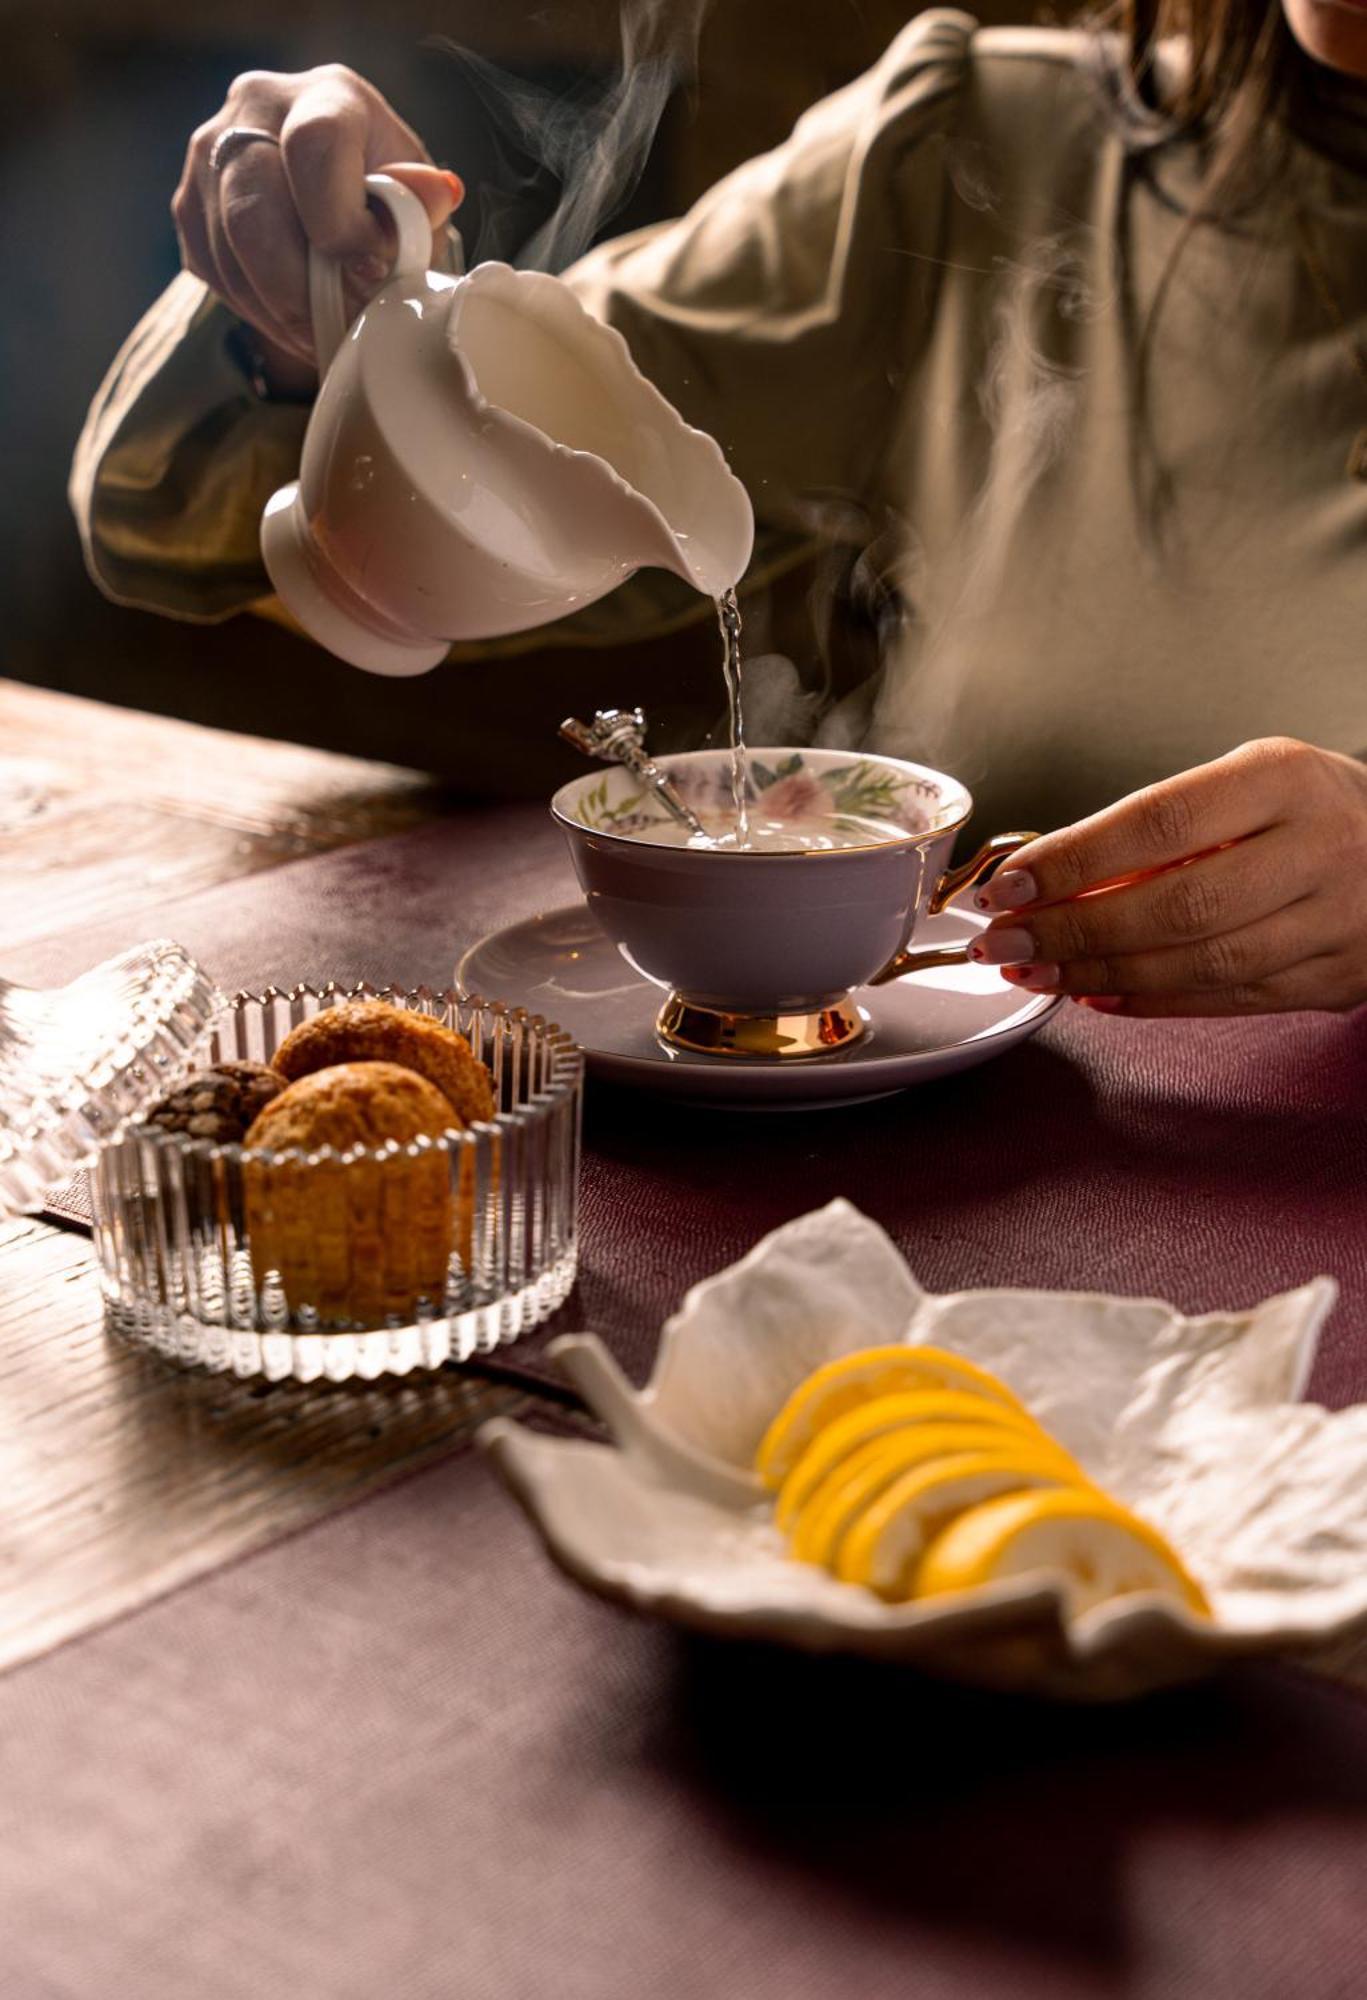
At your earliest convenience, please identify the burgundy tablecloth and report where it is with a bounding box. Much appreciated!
[7,805,1367,1999]
[5,1444,1367,2000]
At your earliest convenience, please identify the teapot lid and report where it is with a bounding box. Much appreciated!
[0,939,221,1218]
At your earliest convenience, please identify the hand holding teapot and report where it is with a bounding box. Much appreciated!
[172,63,462,385]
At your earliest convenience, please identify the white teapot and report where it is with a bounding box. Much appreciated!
[261,175,755,676]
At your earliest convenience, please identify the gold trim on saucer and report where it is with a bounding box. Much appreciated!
[656,994,865,1059]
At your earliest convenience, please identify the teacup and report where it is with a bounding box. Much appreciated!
[551,748,1035,1058]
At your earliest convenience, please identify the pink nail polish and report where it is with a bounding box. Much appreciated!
[975,869,1039,915]
[969,927,1035,967]
[1003,963,1060,991]
[1077,995,1124,1013]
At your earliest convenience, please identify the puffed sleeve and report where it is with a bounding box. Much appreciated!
[71,9,974,640]
[69,271,311,621]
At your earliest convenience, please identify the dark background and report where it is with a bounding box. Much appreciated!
[1,1,1020,778]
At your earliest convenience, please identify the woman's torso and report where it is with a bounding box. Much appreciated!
[854,25,1367,831]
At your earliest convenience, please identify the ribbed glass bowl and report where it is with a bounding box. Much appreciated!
[91,985,582,1381]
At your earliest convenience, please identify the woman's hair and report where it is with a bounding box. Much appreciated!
[1098,0,1300,209]
[1086,0,1306,536]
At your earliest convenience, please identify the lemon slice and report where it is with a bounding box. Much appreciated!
[790,1423,1080,1569]
[913,1488,1211,1619]
[756,1344,1029,1489]
[775,1390,1046,1533]
[835,1449,1087,1599]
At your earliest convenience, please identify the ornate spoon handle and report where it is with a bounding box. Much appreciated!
[559,710,705,837]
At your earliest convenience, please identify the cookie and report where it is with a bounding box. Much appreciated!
[143,1060,284,1143]
[273,1000,495,1127]
[244,1060,458,1154]
[244,1063,459,1326]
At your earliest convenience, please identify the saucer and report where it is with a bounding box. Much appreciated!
[458,905,1060,1107]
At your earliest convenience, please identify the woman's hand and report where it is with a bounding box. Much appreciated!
[172,65,464,382]
[971,738,1367,1016]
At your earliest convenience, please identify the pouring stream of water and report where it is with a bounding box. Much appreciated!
[716,588,749,844]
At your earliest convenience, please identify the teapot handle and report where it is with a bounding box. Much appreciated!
[308,173,438,376]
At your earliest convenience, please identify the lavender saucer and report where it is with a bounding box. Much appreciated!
[458,904,1059,1109]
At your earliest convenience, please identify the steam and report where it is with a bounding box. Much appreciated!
[699,500,908,757]
[730,653,823,746]
[436,2,714,272]
[859,195,1114,782]
[724,206,1112,778]
[429,21,1115,788]
[676,119,1113,778]
[961,240,1092,605]
[943,135,1001,217]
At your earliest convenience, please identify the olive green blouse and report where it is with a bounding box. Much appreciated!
[70,12,1367,832]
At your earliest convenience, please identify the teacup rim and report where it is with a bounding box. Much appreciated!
[550,746,973,857]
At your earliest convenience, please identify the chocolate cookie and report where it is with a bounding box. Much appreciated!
[273,1000,495,1127]
[143,1060,284,1143]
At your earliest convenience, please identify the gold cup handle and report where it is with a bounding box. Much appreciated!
[867,831,1039,987]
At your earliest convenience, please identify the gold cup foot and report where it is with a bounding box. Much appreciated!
[656,993,865,1060]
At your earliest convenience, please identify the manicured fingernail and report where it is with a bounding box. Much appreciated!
[1001,962,1060,991]
[973,869,1039,915]
[969,927,1035,967]
[348,254,389,284]
[441,170,465,203]
[1076,995,1124,1013]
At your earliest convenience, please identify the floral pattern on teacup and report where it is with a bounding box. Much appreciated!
[571,775,653,835]
[572,753,942,837]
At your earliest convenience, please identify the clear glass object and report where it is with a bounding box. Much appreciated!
[90,984,583,1381]
[0,940,220,1217]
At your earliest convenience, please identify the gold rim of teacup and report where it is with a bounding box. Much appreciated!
[550,750,973,857]
[551,806,969,856]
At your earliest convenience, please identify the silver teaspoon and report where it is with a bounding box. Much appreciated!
[559,709,705,838]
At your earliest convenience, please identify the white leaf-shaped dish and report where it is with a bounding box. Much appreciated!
[480,1200,1364,1698]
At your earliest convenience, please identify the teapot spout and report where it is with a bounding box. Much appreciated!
[635,448,755,600]
[449,265,755,603]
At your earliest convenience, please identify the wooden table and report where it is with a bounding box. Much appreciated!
[0,680,520,1674]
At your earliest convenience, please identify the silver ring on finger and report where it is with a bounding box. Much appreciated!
[209,126,281,174]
